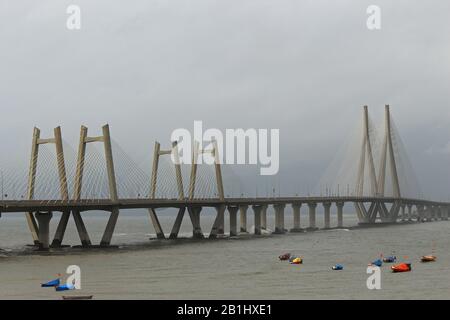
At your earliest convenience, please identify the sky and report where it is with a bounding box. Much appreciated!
[0,0,449,200]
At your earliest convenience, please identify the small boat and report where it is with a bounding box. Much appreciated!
[278,253,291,261]
[41,278,60,288]
[391,263,412,273]
[62,295,93,300]
[383,256,397,263]
[420,255,436,263]
[290,257,303,265]
[332,264,344,270]
[55,284,75,292]
[369,259,383,267]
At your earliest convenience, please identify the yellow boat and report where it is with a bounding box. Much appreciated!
[290,257,303,264]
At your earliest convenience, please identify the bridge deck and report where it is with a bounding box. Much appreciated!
[0,197,446,213]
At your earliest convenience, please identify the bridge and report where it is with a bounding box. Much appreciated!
[0,105,448,249]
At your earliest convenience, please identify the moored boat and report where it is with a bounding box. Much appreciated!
[332,264,343,270]
[420,255,436,263]
[278,253,291,261]
[290,257,303,264]
[391,263,412,273]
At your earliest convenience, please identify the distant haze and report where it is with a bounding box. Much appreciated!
[1,0,449,199]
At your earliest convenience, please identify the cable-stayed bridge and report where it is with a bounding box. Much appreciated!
[0,105,448,249]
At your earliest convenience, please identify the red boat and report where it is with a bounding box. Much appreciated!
[391,263,412,273]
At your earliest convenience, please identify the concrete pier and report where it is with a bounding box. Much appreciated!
[261,205,268,230]
[417,205,424,222]
[290,203,302,232]
[323,202,331,229]
[189,207,204,239]
[336,202,344,228]
[443,207,449,220]
[252,205,262,235]
[273,204,285,234]
[35,211,53,250]
[307,203,318,231]
[239,205,248,233]
[228,206,238,236]
[407,204,413,221]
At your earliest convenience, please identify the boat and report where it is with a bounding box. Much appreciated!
[55,284,75,292]
[391,263,412,273]
[332,264,343,270]
[420,255,436,263]
[369,259,382,267]
[382,256,397,263]
[288,256,298,262]
[62,295,93,300]
[290,257,303,264]
[278,253,291,261]
[41,278,60,288]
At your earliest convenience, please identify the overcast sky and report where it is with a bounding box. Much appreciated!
[1,0,449,200]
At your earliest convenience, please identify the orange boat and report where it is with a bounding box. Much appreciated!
[391,263,412,273]
[420,255,436,262]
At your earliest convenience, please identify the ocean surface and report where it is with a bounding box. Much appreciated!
[0,209,449,299]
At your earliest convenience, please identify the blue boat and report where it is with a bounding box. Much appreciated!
[383,256,397,263]
[370,259,383,267]
[332,264,344,270]
[55,284,75,292]
[41,278,60,288]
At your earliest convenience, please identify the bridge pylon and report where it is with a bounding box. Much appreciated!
[67,124,119,247]
[26,126,69,246]
[354,106,378,223]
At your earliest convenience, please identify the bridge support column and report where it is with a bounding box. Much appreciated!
[101,208,120,246]
[210,205,226,239]
[336,202,344,228]
[261,205,267,230]
[407,204,413,221]
[427,206,433,221]
[417,205,424,222]
[445,207,449,220]
[169,207,186,239]
[401,205,406,221]
[239,205,248,233]
[188,207,204,239]
[273,204,285,234]
[252,205,262,235]
[307,203,318,231]
[72,211,92,247]
[290,203,302,232]
[323,202,331,229]
[35,212,53,250]
[228,206,239,237]
[148,208,165,239]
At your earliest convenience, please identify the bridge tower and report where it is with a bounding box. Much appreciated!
[26,126,69,246]
[187,139,225,239]
[354,106,378,222]
[148,140,185,239]
[354,105,402,224]
[67,124,119,247]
